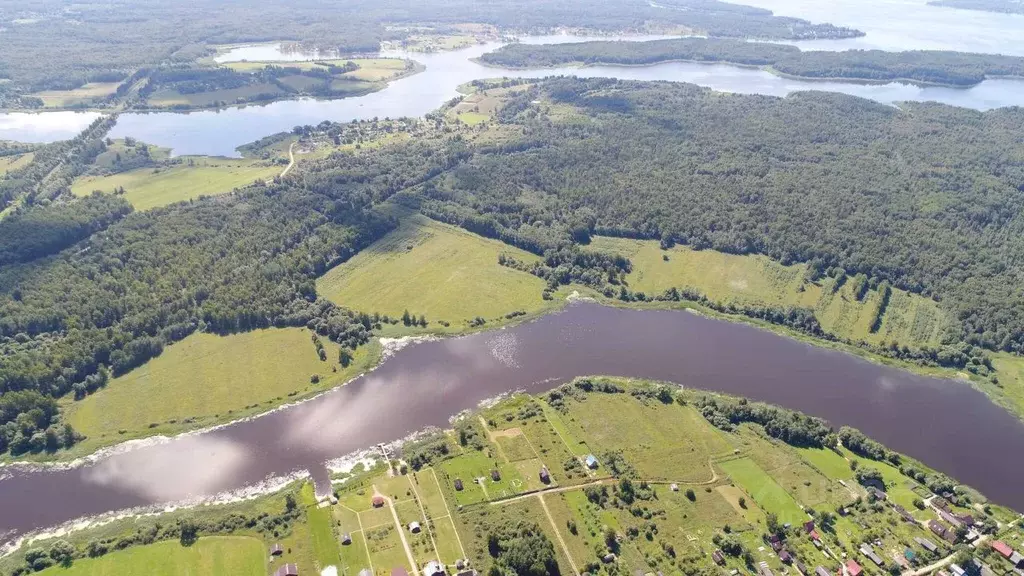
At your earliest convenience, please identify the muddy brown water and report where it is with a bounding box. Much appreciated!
[2,301,1023,544]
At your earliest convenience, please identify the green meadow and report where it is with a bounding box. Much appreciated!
[0,152,33,176]
[71,157,280,210]
[316,211,557,331]
[589,236,951,349]
[37,537,265,576]
[64,328,376,454]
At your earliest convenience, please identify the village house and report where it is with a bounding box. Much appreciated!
[270,543,284,556]
[585,454,599,469]
[274,564,299,576]
[992,541,1014,559]
[780,550,793,564]
[915,537,938,553]
[868,487,887,501]
[372,495,386,508]
[713,550,725,565]
[359,570,373,576]
[424,560,446,576]
[929,520,957,544]
[816,566,832,576]
[540,466,551,484]
[409,521,422,533]
[804,520,815,533]
[796,560,808,575]
[391,568,409,576]
[938,509,961,526]
[950,564,966,576]
[893,504,917,523]
[759,561,775,576]
[859,544,884,567]
[1010,552,1024,568]
[846,559,862,576]
[454,478,464,491]
[341,533,352,545]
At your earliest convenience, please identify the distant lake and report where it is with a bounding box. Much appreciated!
[3,14,1024,152]
[105,35,1024,156]
[3,302,1023,545]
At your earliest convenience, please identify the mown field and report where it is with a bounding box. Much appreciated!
[0,152,33,176]
[37,536,265,576]
[316,211,557,331]
[589,236,951,348]
[64,328,375,453]
[30,82,120,108]
[71,157,280,210]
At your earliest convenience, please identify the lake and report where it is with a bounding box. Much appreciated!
[2,301,1023,545]
[3,17,1024,151]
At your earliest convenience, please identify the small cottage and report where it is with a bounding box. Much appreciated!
[409,521,422,533]
[424,560,446,576]
[372,495,386,508]
[712,550,725,565]
[270,543,284,556]
[490,469,501,481]
[274,563,299,576]
[992,541,1014,558]
[670,483,679,492]
[454,479,464,491]
[602,553,617,564]
[540,467,551,484]
[341,533,352,545]
[815,567,831,576]
[846,559,862,576]
[585,455,599,469]
[915,537,938,552]
[391,568,410,576]
[359,570,373,576]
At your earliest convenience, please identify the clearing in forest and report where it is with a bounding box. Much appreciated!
[71,157,280,210]
[316,211,554,329]
[588,236,950,348]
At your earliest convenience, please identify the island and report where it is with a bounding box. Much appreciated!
[0,380,1018,576]
[477,38,1024,87]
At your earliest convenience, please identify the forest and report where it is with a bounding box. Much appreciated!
[0,0,860,96]
[419,78,1024,354]
[479,38,1024,86]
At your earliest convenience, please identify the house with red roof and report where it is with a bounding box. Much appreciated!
[846,559,862,576]
[992,541,1014,559]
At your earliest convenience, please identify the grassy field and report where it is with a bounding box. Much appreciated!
[37,536,265,576]
[0,152,33,176]
[718,457,807,525]
[222,58,410,82]
[317,211,556,330]
[301,484,342,570]
[992,353,1024,417]
[589,236,951,348]
[559,391,734,481]
[64,328,375,455]
[71,157,280,210]
[30,82,120,108]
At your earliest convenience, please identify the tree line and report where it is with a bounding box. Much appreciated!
[479,37,1024,86]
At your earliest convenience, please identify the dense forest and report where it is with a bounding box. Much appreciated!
[419,78,1024,354]
[927,0,1024,13]
[479,38,1024,86]
[0,0,860,95]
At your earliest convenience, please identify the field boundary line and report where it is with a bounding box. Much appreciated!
[406,474,442,562]
[428,468,468,558]
[537,493,580,576]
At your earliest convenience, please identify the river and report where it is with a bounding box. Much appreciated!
[2,302,1023,545]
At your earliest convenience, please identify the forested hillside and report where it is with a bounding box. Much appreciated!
[0,0,859,97]
[0,124,469,456]
[420,78,1024,353]
[479,38,1024,86]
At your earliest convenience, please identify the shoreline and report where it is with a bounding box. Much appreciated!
[473,56,1024,89]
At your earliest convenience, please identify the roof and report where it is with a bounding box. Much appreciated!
[424,560,445,576]
[816,567,831,576]
[846,559,862,576]
[274,564,298,576]
[993,541,1014,557]
[915,537,938,551]
[810,530,821,541]
[1011,552,1024,566]
[359,570,373,576]
[780,550,792,562]
[804,520,816,532]
[391,568,409,576]
[905,549,916,560]
[585,454,598,465]
[270,543,283,553]
[950,564,966,576]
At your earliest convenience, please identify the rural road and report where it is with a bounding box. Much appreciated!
[279,141,296,177]
[537,493,581,576]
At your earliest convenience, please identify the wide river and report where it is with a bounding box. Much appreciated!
[2,302,1024,545]
[2,0,1024,151]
